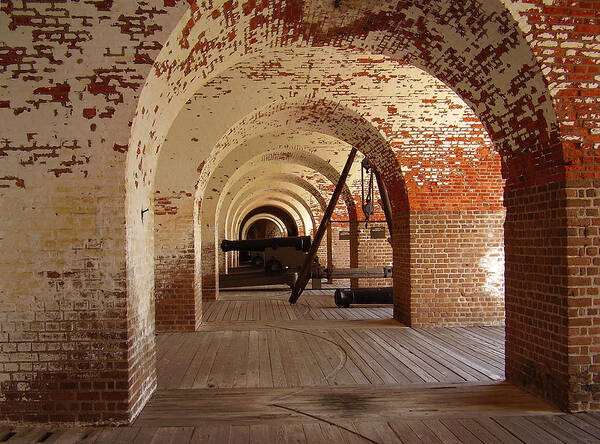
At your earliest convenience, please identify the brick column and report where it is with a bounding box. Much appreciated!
[201,226,219,301]
[505,179,600,411]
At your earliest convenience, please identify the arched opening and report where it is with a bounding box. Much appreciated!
[238,206,298,266]
[125,0,576,425]
[244,218,285,239]
[240,206,299,239]
[4,0,599,430]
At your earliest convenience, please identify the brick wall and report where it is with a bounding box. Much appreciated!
[1,0,598,424]
[356,222,394,288]
[154,192,198,332]
[505,179,600,411]
[407,210,505,327]
[0,0,186,423]
[504,1,600,412]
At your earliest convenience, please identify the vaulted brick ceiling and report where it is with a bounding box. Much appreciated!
[132,0,555,213]
[156,47,503,228]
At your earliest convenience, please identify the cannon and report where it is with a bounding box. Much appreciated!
[334,287,393,308]
[221,236,314,274]
[221,236,311,253]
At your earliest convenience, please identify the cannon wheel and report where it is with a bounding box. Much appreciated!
[251,256,264,268]
[265,259,283,274]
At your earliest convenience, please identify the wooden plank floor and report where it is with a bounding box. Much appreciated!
[156,326,505,389]
[204,289,393,322]
[4,290,600,443]
[4,413,600,443]
[135,382,559,427]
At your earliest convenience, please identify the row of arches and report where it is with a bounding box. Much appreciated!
[124,0,593,422]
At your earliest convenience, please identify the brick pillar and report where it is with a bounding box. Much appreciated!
[326,224,333,282]
[564,179,600,411]
[393,210,411,324]
[155,242,196,332]
[357,221,393,288]
[218,226,227,275]
[154,199,198,332]
[201,226,218,300]
[349,221,359,288]
[505,178,600,411]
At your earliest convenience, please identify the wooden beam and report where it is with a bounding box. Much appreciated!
[327,267,393,279]
[289,147,358,304]
[374,168,393,240]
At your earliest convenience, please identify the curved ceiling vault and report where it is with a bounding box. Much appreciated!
[128,0,542,315]
[239,205,299,239]
[234,190,314,234]
[221,168,347,238]
[229,196,307,241]
[231,190,313,238]
[224,174,327,239]
[214,148,358,221]
[227,191,311,240]
[131,1,555,209]
[241,215,288,240]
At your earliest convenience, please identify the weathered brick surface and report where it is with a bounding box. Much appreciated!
[406,210,506,327]
[0,0,187,424]
[1,0,599,425]
[505,178,600,411]
[356,222,393,289]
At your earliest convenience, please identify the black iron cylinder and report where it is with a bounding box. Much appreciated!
[334,287,393,308]
[220,236,311,252]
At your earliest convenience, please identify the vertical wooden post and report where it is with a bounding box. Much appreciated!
[289,147,358,304]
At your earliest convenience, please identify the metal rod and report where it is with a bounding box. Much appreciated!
[374,168,393,240]
[326,223,333,284]
[290,146,358,304]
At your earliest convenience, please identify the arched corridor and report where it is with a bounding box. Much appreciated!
[1,0,599,438]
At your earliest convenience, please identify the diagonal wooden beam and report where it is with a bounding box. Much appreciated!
[374,168,393,240]
[289,146,358,304]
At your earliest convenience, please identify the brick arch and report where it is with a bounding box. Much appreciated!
[198,185,313,300]
[200,136,360,226]
[129,1,557,195]
[227,195,311,267]
[248,173,328,217]
[195,98,403,211]
[238,203,309,239]
[126,0,557,296]
[232,197,307,239]
[214,148,358,221]
[229,191,313,239]
[158,46,503,215]
[232,198,306,241]
[241,214,289,239]
[124,0,582,414]
[226,187,320,239]
[201,152,361,299]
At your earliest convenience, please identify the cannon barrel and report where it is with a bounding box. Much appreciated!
[334,287,393,308]
[221,236,312,253]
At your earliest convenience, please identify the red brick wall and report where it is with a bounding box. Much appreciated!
[201,229,219,301]
[154,192,199,332]
[0,0,188,422]
[357,222,393,288]
[327,223,361,288]
[1,0,599,425]
[505,179,600,412]
[392,211,412,325]
[407,210,505,327]
[564,179,600,411]
[503,2,600,412]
